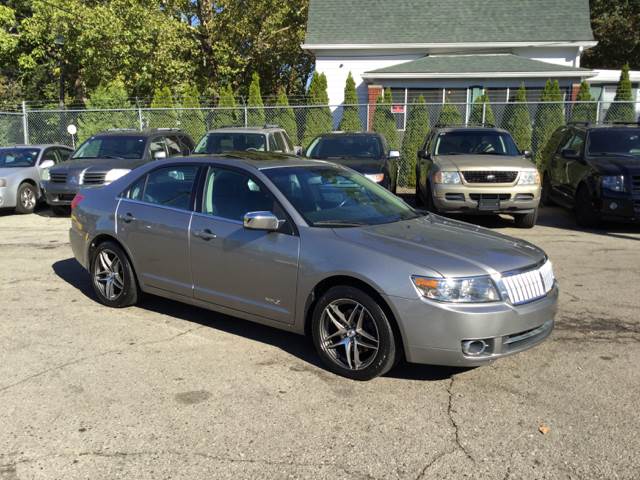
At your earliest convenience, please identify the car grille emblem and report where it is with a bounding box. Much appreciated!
[68,174,79,185]
[486,174,495,181]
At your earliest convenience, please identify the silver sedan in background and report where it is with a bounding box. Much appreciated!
[69,154,558,380]
[0,145,73,214]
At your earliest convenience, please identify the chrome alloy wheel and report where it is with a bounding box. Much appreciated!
[319,299,380,371]
[20,187,36,210]
[93,249,125,301]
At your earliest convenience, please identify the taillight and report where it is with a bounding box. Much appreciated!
[71,193,85,210]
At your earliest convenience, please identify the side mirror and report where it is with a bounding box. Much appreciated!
[39,160,55,169]
[389,150,400,159]
[561,148,580,160]
[418,150,431,160]
[153,150,167,160]
[294,146,303,156]
[243,211,280,232]
[523,150,532,159]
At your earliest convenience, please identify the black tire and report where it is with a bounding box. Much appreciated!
[311,286,398,381]
[574,185,600,228]
[541,172,555,207]
[514,208,538,228]
[90,241,139,308]
[51,206,71,216]
[414,168,424,206]
[425,184,439,214]
[15,183,38,214]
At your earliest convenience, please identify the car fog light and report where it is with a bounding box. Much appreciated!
[610,202,618,210]
[462,339,489,356]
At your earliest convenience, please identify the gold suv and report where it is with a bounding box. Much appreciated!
[415,125,541,228]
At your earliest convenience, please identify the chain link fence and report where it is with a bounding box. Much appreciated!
[2,101,639,186]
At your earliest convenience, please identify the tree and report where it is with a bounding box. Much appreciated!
[502,84,532,152]
[247,72,265,126]
[437,102,463,126]
[78,78,135,141]
[582,0,640,70]
[301,72,333,148]
[604,64,636,122]
[571,81,596,123]
[400,95,430,187]
[469,93,496,125]
[338,72,361,132]
[148,86,177,128]
[177,83,205,141]
[212,85,239,128]
[532,80,564,167]
[272,87,298,144]
[373,88,399,150]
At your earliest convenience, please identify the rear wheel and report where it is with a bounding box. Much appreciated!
[15,183,37,214]
[425,184,439,214]
[574,185,600,228]
[90,241,138,308]
[514,209,538,228]
[311,286,398,381]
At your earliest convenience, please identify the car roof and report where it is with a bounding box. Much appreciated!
[434,125,511,135]
[92,128,187,137]
[0,144,73,149]
[205,126,286,134]
[184,151,333,170]
[568,122,640,131]
[316,132,383,138]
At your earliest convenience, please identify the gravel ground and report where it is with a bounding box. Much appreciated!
[0,203,639,480]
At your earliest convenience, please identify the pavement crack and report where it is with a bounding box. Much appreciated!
[446,376,474,463]
[415,448,456,479]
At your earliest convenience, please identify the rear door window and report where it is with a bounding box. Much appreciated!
[138,165,199,210]
[149,137,167,159]
[165,136,183,157]
[273,132,288,152]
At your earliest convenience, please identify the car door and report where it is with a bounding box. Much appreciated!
[116,164,201,297]
[564,131,587,198]
[548,128,573,203]
[189,166,300,324]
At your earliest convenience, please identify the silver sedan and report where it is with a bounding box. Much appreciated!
[0,145,73,214]
[69,154,558,380]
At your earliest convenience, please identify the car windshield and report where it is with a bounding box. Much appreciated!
[72,135,146,159]
[434,131,520,156]
[306,135,383,159]
[264,165,421,227]
[0,148,40,167]
[587,129,640,157]
[194,133,267,154]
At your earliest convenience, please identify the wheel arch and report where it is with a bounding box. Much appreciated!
[88,233,141,288]
[18,178,40,195]
[303,275,406,360]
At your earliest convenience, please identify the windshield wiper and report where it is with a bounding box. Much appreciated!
[101,155,125,159]
[313,220,367,227]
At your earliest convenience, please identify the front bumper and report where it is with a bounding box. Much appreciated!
[597,193,640,223]
[387,286,558,367]
[432,183,541,214]
[0,186,17,209]
[42,181,81,206]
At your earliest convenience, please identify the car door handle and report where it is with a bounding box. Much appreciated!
[121,212,135,223]
[193,229,217,241]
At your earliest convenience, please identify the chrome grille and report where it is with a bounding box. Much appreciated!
[462,171,518,184]
[50,172,68,183]
[82,171,107,185]
[501,261,555,305]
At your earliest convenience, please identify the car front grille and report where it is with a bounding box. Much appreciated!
[82,171,107,185]
[462,171,518,184]
[50,172,68,183]
[469,193,511,201]
[501,261,555,305]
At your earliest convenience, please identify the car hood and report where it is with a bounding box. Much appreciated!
[334,214,545,277]
[434,154,535,171]
[322,157,385,174]
[50,158,147,173]
[588,155,640,176]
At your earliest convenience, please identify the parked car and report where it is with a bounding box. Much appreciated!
[416,125,541,228]
[42,129,194,215]
[194,127,299,155]
[0,144,73,214]
[69,153,557,380]
[541,121,640,227]
[304,132,400,193]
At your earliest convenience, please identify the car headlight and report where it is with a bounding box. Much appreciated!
[365,173,385,183]
[601,175,625,192]
[0,178,6,187]
[518,170,541,185]
[433,171,462,185]
[41,169,50,181]
[104,169,131,184]
[411,275,501,303]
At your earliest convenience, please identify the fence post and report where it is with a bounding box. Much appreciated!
[595,101,601,123]
[21,101,29,144]
[138,106,144,131]
[244,106,248,127]
[482,102,487,124]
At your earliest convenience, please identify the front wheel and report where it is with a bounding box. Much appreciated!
[574,185,600,228]
[541,173,555,207]
[90,241,139,308]
[15,183,38,214]
[514,209,538,228]
[311,286,398,381]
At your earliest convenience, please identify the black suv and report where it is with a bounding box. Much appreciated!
[43,129,194,215]
[304,132,400,193]
[541,122,640,226]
